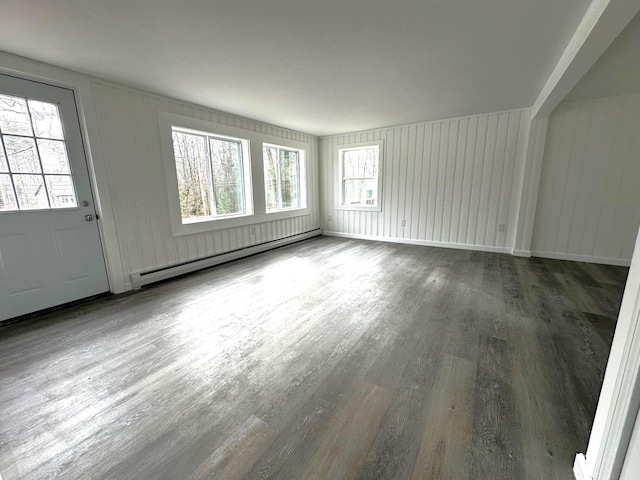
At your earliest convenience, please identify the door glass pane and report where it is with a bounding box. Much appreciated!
[13,174,49,210]
[0,94,33,136]
[45,175,77,208]
[210,138,244,215]
[38,139,71,174]
[0,174,18,211]
[0,142,7,172]
[279,149,299,208]
[28,100,64,139]
[4,136,41,173]
[0,90,78,213]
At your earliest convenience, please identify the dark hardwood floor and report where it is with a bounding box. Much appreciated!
[0,236,628,479]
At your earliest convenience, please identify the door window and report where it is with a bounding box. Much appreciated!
[0,94,77,211]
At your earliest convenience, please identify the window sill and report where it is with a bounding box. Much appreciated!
[171,207,311,236]
[182,212,251,225]
[266,206,304,214]
[335,204,382,212]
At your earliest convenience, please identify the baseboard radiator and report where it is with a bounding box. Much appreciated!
[130,228,322,288]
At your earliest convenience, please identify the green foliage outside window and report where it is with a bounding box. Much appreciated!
[172,129,245,220]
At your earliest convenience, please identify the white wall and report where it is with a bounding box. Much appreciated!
[532,92,640,266]
[320,109,531,252]
[89,81,319,286]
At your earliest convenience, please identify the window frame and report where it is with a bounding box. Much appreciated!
[171,126,251,222]
[335,140,384,212]
[263,143,306,213]
[160,113,254,235]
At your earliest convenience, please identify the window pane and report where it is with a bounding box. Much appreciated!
[343,178,378,206]
[343,147,378,179]
[28,100,64,139]
[0,174,18,211]
[172,131,211,220]
[279,149,299,208]
[4,136,41,173]
[13,174,49,210]
[263,147,278,211]
[38,139,71,174]
[0,141,8,173]
[45,175,77,208]
[0,95,33,136]
[210,138,244,215]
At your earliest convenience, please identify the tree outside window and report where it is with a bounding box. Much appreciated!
[263,145,301,212]
[171,127,246,222]
[337,143,382,210]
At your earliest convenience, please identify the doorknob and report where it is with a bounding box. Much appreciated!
[85,214,94,221]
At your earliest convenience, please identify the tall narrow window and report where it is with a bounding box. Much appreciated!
[337,142,383,211]
[263,144,302,212]
[0,94,77,211]
[171,127,250,223]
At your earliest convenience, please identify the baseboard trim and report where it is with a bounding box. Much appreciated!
[574,453,592,480]
[130,229,322,288]
[322,231,510,254]
[531,250,631,267]
[512,249,532,257]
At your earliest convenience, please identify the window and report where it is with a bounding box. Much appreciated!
[0,94,77,212]
[171,126,251,223]
[337,141,383,211]
[160,112,310,236]
[263,144,303,212]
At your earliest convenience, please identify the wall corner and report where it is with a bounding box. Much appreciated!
[509,115,549,254]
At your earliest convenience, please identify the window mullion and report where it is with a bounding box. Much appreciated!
[237,140,245,213]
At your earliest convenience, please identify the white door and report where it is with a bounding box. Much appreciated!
[0,74,109,321]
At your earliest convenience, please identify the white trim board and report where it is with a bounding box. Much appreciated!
[531,251,631,267]
[574,453,592,480]
[577,224,640,479]
[323,231,510,254]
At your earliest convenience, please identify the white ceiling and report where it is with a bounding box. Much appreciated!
[564,9,640,103]
[0,0,592,136]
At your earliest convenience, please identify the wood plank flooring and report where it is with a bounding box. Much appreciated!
[0,236,627,479]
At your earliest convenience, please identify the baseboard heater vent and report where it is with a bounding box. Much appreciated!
[130,228,322,289]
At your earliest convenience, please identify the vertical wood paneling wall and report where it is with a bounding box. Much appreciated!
[531,93,640,265]
[89,81,319,287]
[320,109,530,251]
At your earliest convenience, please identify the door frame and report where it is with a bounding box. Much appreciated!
[0,52,128,294]
[574,223,640,479]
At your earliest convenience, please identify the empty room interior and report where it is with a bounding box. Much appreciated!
[2,1,640,479]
